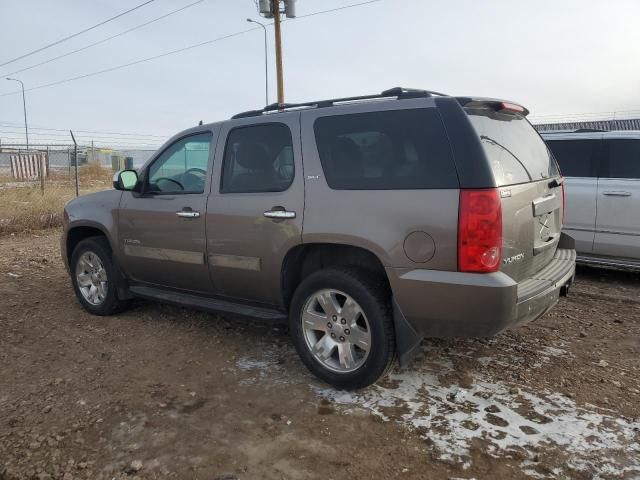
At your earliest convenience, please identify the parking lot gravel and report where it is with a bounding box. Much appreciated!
[1,231,639,480]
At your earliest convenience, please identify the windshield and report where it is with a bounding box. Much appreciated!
[466,108,558,186]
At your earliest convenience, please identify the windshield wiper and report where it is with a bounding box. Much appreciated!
[480,135,532,182]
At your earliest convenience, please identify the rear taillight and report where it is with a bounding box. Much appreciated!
[458,189,503,273]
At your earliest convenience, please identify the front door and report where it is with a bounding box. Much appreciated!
[205,114,304,306]
[118,131,216,293]
[594,138,640,259]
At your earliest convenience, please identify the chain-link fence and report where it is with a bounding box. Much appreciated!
[0,143,155,180]
[0,143,157,234]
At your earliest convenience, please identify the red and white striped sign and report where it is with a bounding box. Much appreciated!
[10,153,48,180]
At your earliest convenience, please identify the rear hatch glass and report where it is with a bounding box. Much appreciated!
[466,107,558,186]
[465,104,563,282]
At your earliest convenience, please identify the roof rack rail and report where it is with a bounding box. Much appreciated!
[231,87,447,119]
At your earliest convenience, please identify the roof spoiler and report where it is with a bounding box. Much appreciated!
[457,97,530,116]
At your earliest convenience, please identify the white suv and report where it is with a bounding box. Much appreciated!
[543,130,640,269]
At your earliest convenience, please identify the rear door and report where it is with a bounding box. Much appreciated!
[594,138,640,259]
[465,103,563,282]
[205,114,304,306]
[545,136,601,254]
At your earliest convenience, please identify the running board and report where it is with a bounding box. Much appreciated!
[577,255,640,271]
[129,285,288,322]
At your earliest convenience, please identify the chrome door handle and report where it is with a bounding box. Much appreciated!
[264,210,296,219]
[603,191,631,197]
[176,211,200,218]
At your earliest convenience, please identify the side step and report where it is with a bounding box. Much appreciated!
[129,285,288,322]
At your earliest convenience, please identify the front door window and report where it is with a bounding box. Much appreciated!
[148,133,212,194]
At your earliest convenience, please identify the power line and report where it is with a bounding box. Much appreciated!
[0,129,167,142]
[0,1,385,98]
[0,0,156,68]
[2,0,207,78]
[294,0,382,19]
[0,121,170,138]
[0,28,259,97]
[0,133,165,144]
[0,138,162,148]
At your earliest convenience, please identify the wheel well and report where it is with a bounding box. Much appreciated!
[281,244,390,309]
[66,226,108,261]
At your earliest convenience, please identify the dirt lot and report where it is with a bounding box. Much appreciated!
[1,231,639,480]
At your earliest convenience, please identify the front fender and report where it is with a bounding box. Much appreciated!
[62,190,122,267]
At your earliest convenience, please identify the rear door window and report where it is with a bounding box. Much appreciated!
[313,108,457,190]
[603,139,640,179]
[466,109,558,186]
[546,139,598,177]
[221,124,294,193]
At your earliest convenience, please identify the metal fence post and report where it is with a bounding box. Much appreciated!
[70,131,78,197]
[40,149,45,194]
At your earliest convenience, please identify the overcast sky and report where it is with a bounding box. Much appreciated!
[0,0,639,148]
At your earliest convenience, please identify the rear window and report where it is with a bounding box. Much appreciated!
[546,139,597,177]
[604,139,640,179]
[313,108,457,190]
[466,109,558,186]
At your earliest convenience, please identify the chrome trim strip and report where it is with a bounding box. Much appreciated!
[532,193,560,216]
[123,245,204,264]
[208,254,261,271]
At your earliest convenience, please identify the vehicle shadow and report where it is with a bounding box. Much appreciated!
[575,264,640,286]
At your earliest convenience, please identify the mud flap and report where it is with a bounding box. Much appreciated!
[558,232,575,250]
[392,298,423,367]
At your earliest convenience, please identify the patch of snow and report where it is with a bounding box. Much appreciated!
[317,357,640,479]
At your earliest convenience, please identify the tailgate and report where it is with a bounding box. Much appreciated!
[500,179,563,281]
[464,101,563,282]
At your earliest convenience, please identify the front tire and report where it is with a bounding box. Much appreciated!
[289,268,396,389]
[70,237,127,316]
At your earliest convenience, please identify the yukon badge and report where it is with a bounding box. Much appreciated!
[503,253,525,265]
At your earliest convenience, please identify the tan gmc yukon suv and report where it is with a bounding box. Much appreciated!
[61,87,576,388]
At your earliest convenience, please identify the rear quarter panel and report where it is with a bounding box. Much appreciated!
[299,100,459,270]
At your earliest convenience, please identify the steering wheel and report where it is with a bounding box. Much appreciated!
[185,167,206,178]
[155,177,184,191]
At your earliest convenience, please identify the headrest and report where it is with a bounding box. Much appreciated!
[330,137,363,176]
[235,142,271,171]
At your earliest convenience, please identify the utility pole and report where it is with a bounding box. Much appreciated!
[272,1,285,107]
[256,1,295,107]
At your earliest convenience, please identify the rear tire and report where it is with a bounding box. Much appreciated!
[70,237,128,316]
[289,268,396,389]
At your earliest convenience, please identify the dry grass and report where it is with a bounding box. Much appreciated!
[0,163,113,235]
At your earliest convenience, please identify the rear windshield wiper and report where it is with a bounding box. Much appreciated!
[480,135,532,182]
[548,177,564,188]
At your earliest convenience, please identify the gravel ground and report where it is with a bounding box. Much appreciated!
[1,231,639,480]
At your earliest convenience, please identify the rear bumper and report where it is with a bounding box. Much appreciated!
[388,248,576,340]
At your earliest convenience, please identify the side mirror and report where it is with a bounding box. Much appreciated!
[113,169,139,191]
